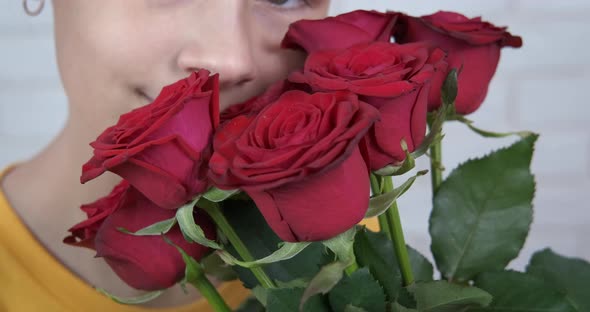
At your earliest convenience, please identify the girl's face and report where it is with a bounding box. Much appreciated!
[51,0,330,126]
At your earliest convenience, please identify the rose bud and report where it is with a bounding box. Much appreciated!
[395,11,522,114]
[209,91,380,242]
[64,181,129,249]
[282,10,399,53]
[93,187,215,291]
[289,41,447,170]
[81,70,219,209]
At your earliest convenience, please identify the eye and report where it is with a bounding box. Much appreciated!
[264,0,309,9]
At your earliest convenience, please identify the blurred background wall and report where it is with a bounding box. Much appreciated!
[1,1,589,268]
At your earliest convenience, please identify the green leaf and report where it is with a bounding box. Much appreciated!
[251,286,268,307]
[266,288,330,312]
[407,246,434,282]
[203,187,240,202]
[236,297,266,312]
[329,268,387,312]
[96,288,164,305]
[117,217,176,236]
[397,287,418,310]
[366,171,428,218]
[221,199,329,288]
[471,270,577,312]
[200,252,238,282]
[276,278,309,289]
[408,280,492,312]
[323,228,357,262]
[353,229,403,301]
[392,303,418,312]
[441,69,458,107]
[344,305,368,312]
[217,242,312,268]
[301,261,350,310]
[526,249,590,311]
[176,202,222,249]
[430,135,538,281]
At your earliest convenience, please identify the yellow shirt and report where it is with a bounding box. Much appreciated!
[0,165,249,312]
[0,165,381,311]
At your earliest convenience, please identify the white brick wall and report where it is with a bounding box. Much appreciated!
[0,1,65,166]
[1,1,588,269]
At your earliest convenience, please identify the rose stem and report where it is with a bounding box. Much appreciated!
[200,201,276,289]
[429,124,444,193]
[188,262,232,312]
[370,173,391,235]
[382,176,415,286]
[428,119,445,281]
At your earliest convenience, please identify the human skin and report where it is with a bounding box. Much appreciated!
[2,0,330,307]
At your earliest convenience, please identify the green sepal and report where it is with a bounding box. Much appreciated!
[117,217,176,236]
[322,227,357,263]
[365,171,428,218]
[374,140,417,176]
[298,227,361,309]
[452,114,534,139]
[217,242,312,268]
[96,288,164,305]
[203,187,240,202]
[163,235,204,285]
[200,252,238,282]
[300,260,351,311]
[176,200,222,249]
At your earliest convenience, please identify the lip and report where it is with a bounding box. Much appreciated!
[138,89,155,104]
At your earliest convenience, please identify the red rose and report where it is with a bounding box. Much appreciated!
[81,70,219,209]
[395,11,522,114]
[63,181,129,249]
[282,10,398,53]
[209,91,379,242]
[289,41,447,170]
[93,187,215,291]
[220,80,298,124]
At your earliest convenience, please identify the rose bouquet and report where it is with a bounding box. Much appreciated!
[65,8,590,312]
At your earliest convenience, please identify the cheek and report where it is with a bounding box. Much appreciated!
[88,20,177,83]
[261,50,306,83]
[249,9,321,88]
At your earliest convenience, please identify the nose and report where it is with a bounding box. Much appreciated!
[175,2,257,89]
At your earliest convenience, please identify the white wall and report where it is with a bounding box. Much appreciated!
[1,1,588,268]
